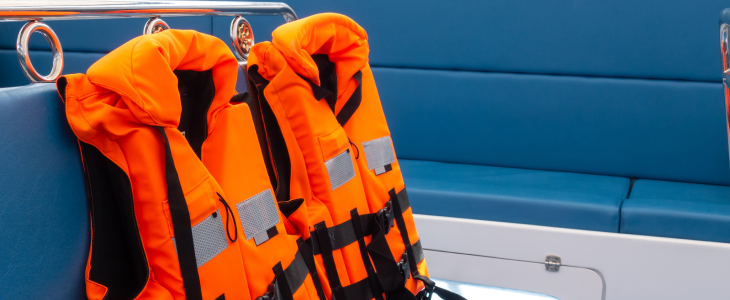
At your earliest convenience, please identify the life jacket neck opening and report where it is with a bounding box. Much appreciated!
[173,69,216,159]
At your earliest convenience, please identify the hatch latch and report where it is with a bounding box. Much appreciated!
[545,255,561,272]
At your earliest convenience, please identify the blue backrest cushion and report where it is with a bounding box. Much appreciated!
[0,0,728,185]
[376,68,729,185]
[0,84,88,299]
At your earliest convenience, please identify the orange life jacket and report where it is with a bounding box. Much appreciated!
[245,13,435,300]
[59,29,320,300]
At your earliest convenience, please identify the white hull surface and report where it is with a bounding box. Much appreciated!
[416,215,730,300]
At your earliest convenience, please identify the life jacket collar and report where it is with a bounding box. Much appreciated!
[272,13,369,93]
[83,29,238,129]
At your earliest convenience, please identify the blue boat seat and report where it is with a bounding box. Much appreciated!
[621,179,730,243]
[0,84,88,299]
[400,159,631,233]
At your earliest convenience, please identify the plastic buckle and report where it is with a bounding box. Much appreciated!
[255,292,273,300]
[255,282,278,300]
[376,201,395,235]
[414,274,435,300]
[397,252,411,284]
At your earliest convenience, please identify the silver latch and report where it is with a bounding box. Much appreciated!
[545,255,561,272]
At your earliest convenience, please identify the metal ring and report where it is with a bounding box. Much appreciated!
[16,21,64,83]
[722,23,730,75]
[230,16,254,62]
[144,17,170,35]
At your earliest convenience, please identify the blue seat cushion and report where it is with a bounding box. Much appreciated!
[621,179,730,243]
[400,159,630,232]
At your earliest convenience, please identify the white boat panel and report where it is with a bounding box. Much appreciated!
[426,250,602,300]
[415,214,730,300]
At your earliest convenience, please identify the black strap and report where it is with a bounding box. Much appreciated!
[364,212,417,300]
[296,69,362,127]
[306,199,413,256]
[431,287,467,300]
[156,127,203,300]
[297,238,327,300]
[350,209,385,300]
[414,275,467,300]
[338,275,415,300]
[308,213,377,255]
[412,239,425,265]
[390,188,418,276]
[339,277,375,300]
[282,250,310,295]
[336,71,363,126]
[273,262,295,300]
[297,73,334,103]
[314,221,346,300]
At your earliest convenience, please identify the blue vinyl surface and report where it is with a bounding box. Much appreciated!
[0,84,88,299]
[622,179,730,243]
[0,49,104,88]
[400,159,630,232]
[377,67,729,186]
[3,0,729,82]
[286,0,729,82]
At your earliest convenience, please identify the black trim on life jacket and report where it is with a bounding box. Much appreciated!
[312,54,338,112]
[278,198,305,218]
[157,127,204,300]
[247,65,292,203]
[175,69,215,160]
[335,71,362,127]
[230,91,252,105]
[296,72,333,103]
[60,77,150,300]
[78,142,150,300]
[297,54,363,127]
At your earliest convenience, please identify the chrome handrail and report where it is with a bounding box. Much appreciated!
[0,1,296,22]
[1,0,297,82]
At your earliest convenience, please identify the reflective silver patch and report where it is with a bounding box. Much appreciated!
[363,136,395,172]
[173,210,229,268]
[325,149,355,190]
[236,189,280,241]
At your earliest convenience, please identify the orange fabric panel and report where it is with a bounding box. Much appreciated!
[205,101,319,300]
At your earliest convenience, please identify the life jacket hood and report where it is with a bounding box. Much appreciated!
[74,29,238,139]
[272,13,368,94]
